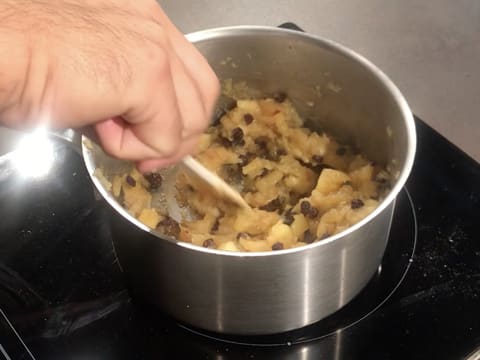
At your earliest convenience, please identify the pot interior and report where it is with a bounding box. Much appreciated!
[84,26,415,246]
[188,26,414,177]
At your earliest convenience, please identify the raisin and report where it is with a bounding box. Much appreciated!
[254,136,271,158]
[312,155,324,163]
[211,218,220,233]
[202,238,216,248]
[254,136,269,149]
[308,206,319,219]
[239,152,255,166]
[351,199,365,209]
[300,200,312,215]
[243,113,254,124]
[222,164,242,183]
[231,127,244,146]
[336,147,347,156]
[283,210,295,225]
[157,216,180,238]
[225,98,238,111]
[125,175,136,187]
[260,198,282,212]
[271,242,284,250]
[303,230,316,244]
[300,200,318,218]
[144,172,163,190]
[273,92,287,103]
[222,164,236,178]
[218,136,232,148]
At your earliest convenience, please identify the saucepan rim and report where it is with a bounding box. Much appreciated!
[83,25,416,258]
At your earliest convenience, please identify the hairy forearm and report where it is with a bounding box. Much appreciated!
[0,1,55,128]
[0,2,31,125]
[0,1,70,129]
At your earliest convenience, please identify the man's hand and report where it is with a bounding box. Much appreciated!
[0,0,220,172]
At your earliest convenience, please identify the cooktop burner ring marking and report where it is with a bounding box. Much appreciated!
[0,308,36,360]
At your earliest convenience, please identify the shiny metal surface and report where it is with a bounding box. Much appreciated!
[466,348,480,360]
[109,201,394,334]
[85,26,416,334]
[0,128,23,156]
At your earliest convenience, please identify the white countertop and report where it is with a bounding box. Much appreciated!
[160,0,480,162]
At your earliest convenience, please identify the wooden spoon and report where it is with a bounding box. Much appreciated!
[181,155,250,210]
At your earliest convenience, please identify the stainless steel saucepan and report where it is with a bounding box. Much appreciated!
[80,26,416,335]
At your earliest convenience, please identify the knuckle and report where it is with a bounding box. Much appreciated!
[139,42,171,82]
[154,44,170,68]
[158,134,181,157]
[148,47,171,78]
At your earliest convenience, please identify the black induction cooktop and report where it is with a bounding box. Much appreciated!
[1,31,479,360]
[0,118,478,360]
